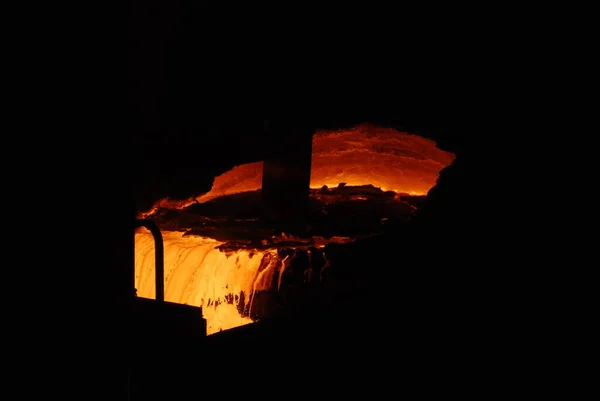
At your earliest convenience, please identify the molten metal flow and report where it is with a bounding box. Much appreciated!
[135,231,286,334]
[135,124,455,334]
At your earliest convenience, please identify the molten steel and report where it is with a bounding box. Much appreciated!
[135,124,455,334]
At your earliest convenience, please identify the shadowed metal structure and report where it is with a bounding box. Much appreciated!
[261,120,315,234]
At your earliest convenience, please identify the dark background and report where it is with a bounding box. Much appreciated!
[125,1,489,396]
[72,1,511,399]
[13,1,570,398]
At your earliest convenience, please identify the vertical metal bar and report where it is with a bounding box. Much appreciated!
[134,219,165,301]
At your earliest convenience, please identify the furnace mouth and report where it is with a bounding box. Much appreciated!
[138,123,455,243]
[134,124,456,334]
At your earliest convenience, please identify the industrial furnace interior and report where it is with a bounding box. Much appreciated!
[134,123,455,334]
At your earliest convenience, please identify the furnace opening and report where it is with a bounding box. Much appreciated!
[135,123,455,334]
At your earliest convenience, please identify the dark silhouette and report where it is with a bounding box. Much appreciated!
[115,2,526,400]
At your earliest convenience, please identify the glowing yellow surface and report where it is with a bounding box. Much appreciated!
[135,230,287,334]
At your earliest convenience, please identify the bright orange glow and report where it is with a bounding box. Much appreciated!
[309,124,455,195]
[196,124,453,205]
[135,229,286,334]
[139,124,454,215]
[135,124,455,334]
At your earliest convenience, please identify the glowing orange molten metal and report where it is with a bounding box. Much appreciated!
[135,230,286,334]
[135,124,455,334]
[196,123,455,203]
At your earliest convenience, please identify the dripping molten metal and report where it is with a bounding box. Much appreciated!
[135,124,455,334]
[135,231,290,334]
